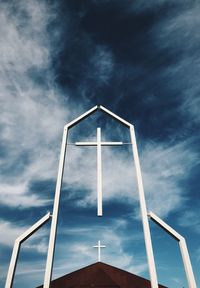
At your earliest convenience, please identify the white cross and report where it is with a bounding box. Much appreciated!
[76,127,123,216]
[93,240,106,262]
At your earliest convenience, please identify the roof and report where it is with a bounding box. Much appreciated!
[37,262,167,288]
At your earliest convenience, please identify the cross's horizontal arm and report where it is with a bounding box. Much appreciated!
[75,142,123,146]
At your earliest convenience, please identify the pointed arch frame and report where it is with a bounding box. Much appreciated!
[43,105,159,288]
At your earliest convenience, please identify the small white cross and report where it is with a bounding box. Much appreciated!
[93,240,106,262]
[76,127,123,216]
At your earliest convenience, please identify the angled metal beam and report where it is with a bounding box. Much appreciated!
[66,105,98,129]
[99,105,132,128]
[5,212,51,288]
[129,125,158,288]
[148,211,197,288]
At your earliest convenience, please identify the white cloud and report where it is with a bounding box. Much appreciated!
[62,136,198,219]
[150,1,200,126]
[0,0,81,209]
[178,210,200,234]
[63,144,138,207]
[0,182,51,208]
[0,1,198,220]
[140,140,198,217]
[23,238,48,254]
[0,220,28,247]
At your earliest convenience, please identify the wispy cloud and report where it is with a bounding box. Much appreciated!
[23,238,48,254]
[61,134,198,220]
[150,1,200,128]
[0,220,28,246]
[178,210,200,234]
[1,0,198,219]
[141,140,199,217]
[0,0,78,209]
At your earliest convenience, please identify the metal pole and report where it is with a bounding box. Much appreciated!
[179,238,197,288]
[5,241,20,288]
[43,126,68,288]
[129,125,158,288]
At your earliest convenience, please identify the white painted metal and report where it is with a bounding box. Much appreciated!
[76,142,123,146]
[43,127,68,288]
[148,211,180,240]
[148,211,197,288]
[5,212,51,288]
[129,125,158,288]
[99,105,132,127]
[180,238,197,288]
[97,128,103,216]
[93,240,106,262]
[76,127,123,216]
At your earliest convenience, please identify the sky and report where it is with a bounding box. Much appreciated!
[0,0,200,287]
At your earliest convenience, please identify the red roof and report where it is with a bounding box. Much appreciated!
[37,262,167,288]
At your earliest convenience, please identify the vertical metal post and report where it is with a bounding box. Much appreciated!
[179,238,197,288]
[43,126,68,288]
[97,128,102,216]
[129,125,158,288]
[5,241,20,288]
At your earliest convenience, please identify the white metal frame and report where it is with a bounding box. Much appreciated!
[5,212,51,288]
[43,105,159,288]
[148,211,197,288]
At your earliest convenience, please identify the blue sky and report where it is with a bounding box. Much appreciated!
[0,0,200,287]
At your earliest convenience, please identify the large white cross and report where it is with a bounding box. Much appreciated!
[76,127,123,216]
[93,240,106,262]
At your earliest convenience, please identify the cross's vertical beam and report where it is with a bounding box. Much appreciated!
[43,126,68,288]
[129,125,158,288]
[97,128,102,216]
